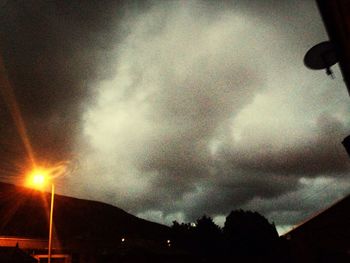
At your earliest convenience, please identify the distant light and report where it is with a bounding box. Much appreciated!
[190,222,196,227]
[167,239,171,244]
[121,238,125,242]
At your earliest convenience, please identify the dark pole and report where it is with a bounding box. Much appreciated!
[316,0,350,93]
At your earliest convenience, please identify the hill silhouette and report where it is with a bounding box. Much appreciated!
[0,182,171,242]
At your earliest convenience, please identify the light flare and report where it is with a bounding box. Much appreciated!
[26,167,50,189]
[25,161,69,189]
[0,53,36,166]
[32,173,45,185]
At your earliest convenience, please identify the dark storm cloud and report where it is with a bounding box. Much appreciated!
[229,114,350,176]
[0,0,130,164]
[175,171,300,221]
[244,175,350,227]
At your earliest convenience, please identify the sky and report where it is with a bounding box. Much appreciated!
[0,0,349,234]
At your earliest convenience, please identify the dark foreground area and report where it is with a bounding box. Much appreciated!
[0,182,349,263]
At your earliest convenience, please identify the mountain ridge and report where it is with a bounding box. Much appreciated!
[0,182,171,242]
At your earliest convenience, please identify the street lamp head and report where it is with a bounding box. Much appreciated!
[32,173,45,185]
[24,162,67,191]
[26,167,51,189]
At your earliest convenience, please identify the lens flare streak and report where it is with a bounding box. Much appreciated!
[0,54,36,166]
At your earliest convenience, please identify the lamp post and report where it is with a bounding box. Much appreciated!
[27,169,55,263]
[48,182,55,263]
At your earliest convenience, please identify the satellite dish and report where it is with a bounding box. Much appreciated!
[342,135,350,158]
[304,41,338,78]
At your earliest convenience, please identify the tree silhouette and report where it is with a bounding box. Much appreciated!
[223,210,279,261]
[171,216,223,260]
[193,215,222,258]
[171,211,282,262]
[171,221,195,251]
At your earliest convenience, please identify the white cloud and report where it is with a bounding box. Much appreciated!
[63,0,350,227]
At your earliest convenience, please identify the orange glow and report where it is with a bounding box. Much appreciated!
[33,173,45,185]
[26,168,50,189]
[22,161,68,189]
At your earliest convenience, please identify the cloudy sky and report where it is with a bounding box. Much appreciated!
[0,0,349,234]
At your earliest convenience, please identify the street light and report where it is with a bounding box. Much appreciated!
[27,168,55,263]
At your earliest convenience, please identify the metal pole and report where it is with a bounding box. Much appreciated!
[48,183,55,263]
[316,0,350,93]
